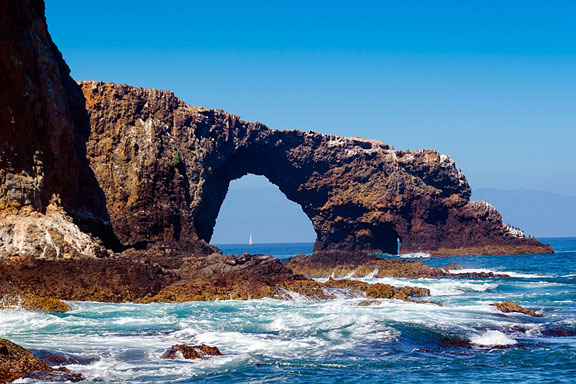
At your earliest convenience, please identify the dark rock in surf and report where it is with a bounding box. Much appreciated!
[162,344,222,360]
[491,301,543,317]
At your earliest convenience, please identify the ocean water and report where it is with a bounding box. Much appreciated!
[2,238,575,383]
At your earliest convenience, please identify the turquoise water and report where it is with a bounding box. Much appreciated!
[1,238,575,383]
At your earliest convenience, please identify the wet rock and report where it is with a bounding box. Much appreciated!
[284,252,509,280]
[399,286,431,298]
[0,338,51,382]
[32,351,82,366]
[540,328,576,337]
[0,257,175,302]
[0,283,69,312]
[24,367,84,382]
[162,344,222,360]
[491,301,543,317]
[441,264,463,270]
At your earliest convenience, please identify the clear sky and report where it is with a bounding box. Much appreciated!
[45,1,576,201]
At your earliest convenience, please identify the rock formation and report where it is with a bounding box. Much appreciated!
[162,344,223,360]
[0,0,116,258]
[0,338,84,382]
[492,301,543,317]
[0,0,552,301]
[80,81,552,257]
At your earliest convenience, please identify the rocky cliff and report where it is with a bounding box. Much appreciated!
[0,0,551,265]
[81,81,552,256]
[0,0,113,260]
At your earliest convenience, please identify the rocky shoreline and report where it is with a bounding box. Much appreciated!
[0,251,494,305]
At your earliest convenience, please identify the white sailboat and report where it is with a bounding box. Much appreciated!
[249,234,253,246]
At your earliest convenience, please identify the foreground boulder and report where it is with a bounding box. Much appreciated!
[0,339,84,382]
[162,344,222,360]
[0,339,51,382]
[492,301,543,317]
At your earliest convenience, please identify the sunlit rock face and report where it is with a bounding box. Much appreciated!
[80,81,552,256]
[0,0,552,259]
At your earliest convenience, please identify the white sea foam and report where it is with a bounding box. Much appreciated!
[448,268,550,279]
[342,276,498,296]
[399,252,431,258]
[470,330,517,347]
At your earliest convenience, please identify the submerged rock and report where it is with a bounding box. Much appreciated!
[162,344,222,360]
[540,328,576,337]
[24,367,84,382]
[491,301,543,317]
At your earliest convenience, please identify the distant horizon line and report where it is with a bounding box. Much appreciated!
[213,236,574,246]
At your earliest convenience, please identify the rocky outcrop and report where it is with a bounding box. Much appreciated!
[284,252,510,279]
[0,338,51,382]
[0,283,69,312]
[492,301,542,317]
[0,256,174,302]
[80,81,552,257]
[162,344,222,360]
[0,338,84,382]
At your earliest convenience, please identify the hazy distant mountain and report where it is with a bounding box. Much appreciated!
[472,188,576,237]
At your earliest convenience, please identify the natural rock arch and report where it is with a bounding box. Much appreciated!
[80,82,552,256]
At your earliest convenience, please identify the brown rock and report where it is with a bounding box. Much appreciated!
[0,257,174,302]
[357,300,381,306]
[162,344,222,360]
[491,301,543,317]
[24,367,84,382]
[284,252,509,280]
[80,81,552,257]
[0,339,51,382]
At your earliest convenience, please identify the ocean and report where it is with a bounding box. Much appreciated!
[1,238,575,383]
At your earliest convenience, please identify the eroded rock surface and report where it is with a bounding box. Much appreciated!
[0,0,116,261]
[0,339,83,382]
[0,338,51,382]
[80,81,552,256]
[284,252,510,279]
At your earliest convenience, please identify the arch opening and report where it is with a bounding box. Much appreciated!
[210,174,317,246]
[371,225,401,255]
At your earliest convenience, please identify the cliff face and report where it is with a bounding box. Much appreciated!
[0,0,111,259]
[0,0,552,259]
[80,82,552,256]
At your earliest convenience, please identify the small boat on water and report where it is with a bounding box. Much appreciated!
[249,234,253,246]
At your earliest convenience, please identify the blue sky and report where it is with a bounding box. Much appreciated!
[45,1,575,242]
[45,0,576,195]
